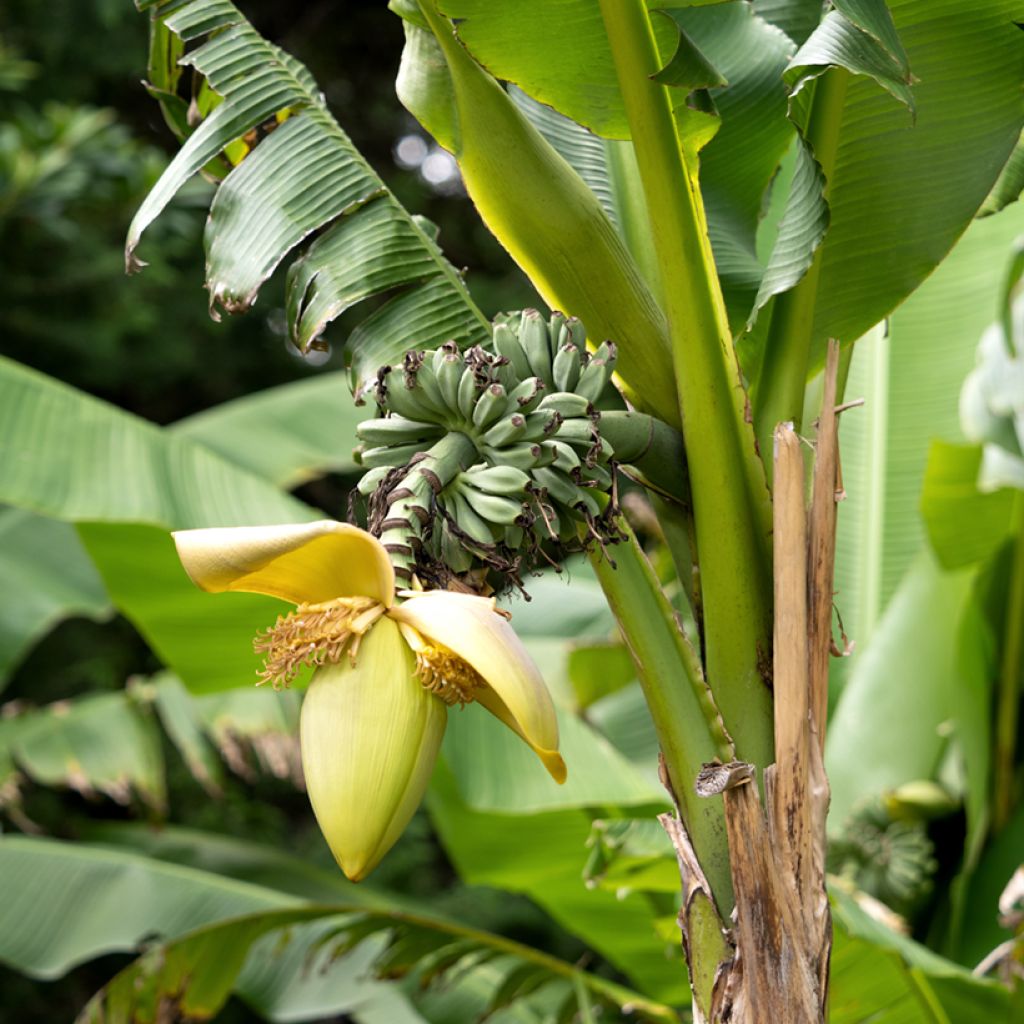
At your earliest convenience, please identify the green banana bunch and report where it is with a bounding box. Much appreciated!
[827,797,938,917]
[355,310,627,586]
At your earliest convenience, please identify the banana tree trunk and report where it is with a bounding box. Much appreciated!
[662,342,843,1022]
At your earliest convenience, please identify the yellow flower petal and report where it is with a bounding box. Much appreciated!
[300,617,446,881]
[173,521,395,607]
[390,592,565,783]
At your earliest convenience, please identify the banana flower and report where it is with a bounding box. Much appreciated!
[173,521,565,880]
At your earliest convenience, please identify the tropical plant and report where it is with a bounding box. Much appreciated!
[2,0,1024,1020]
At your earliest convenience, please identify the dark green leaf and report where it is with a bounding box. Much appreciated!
[0,510,109,688]
[2,690,165,812]
[130,0,490,390]
[979,129,1024,217]
[752,0,823,46]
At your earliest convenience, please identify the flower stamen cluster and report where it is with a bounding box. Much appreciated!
[254,596,385,689]
[412,642,485,706]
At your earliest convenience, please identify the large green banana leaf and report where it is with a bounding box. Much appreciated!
[174,372,367,489]
[0,834,676,1024]
[0,356,307,693]
[834,203,1024,665]
[0,509,109,689]
[430,0,1024,392]
[0,372,368,689]
[0,688,166,815]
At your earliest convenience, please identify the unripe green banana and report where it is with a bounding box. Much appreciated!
[409,359,447,414]
[538,392,591,419]
[548,312,568,358]
[356,465,391,496]
[548,439,581,472]
[456,364,479,422]
[472,383,510,430]
[555,420,613,460]
[382,369,447,421]
[491,358,517,392]
[531,466,579,506]
[522,410,561,441]
[436,350,465,414]
[460,464,531,496]
[552,344,582,392]
[447,489,497,545]
[573,487,602,517]
[493,321,533,380]
[439,519,474,573]
[508,377,545,412]
[520,310,553,383]
[480,413,527,448]
[482,442,542,471]
[575,354,615,403]
[565,317,587,349]
[356,417,445,445]
[358,440,432,469]
[579,462,613,490]
[458,481,525,525]
[503,525,524,549]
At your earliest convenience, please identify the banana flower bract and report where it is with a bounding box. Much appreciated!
[173,521,565,880]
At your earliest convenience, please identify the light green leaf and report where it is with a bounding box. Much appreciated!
[786,9,912,109]
[587,683,662,773]
[131,0,490,390]
[77,907,355,1024]
[173,372,367,489]
[0,835,299,979]
[834,203,1024,658]
[0,356,310,530]
[0,833,673,1024]
[148,674,224,795]
[0,356,314,693]
[192,682,302,782]
[956,802,1024,968]
[566,641,636,709]
[0,509,109,688]
[826,553,987,830]
[443,703,665,814]
[832,0,910,73]
[506,87,622,229]
[0,833,413,1021]
[650,18,728,89]
[831,885,1013,1018]
[921,442,1017,570]
[668,2,797,329]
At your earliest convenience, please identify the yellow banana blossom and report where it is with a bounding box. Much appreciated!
[173,521,565,880]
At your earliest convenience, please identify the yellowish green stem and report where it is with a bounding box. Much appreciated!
[598,0,773,769]
[591,522,734,911]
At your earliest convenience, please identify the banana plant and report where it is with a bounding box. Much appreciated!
[115,0,1024,1019]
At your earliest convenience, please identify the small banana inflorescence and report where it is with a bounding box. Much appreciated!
[353,309,638,590]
